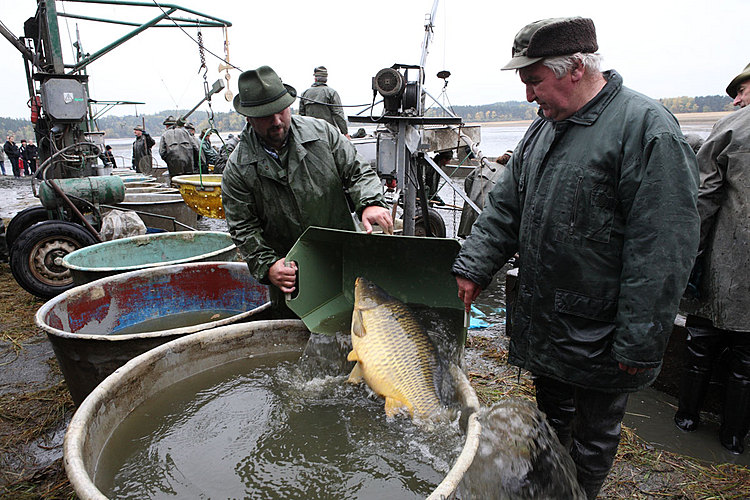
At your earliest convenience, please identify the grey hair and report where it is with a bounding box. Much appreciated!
[543,53,602,79]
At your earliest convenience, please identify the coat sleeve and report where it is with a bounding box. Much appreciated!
[695,125,731,254]
[298,90,308,116]
[451,155,521,288]
[611,132,700,367]
[221,157,278,283]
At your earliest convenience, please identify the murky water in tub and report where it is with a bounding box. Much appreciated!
[95,349,464,499]
[111,309,242,335]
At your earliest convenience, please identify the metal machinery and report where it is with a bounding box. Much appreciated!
[0,0,231,298]
[351,0,484,237]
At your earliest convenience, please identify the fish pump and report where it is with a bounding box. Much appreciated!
[372,64,424,116]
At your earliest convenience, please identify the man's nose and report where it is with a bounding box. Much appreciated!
[525,85,536,103]
[733,94,743,107]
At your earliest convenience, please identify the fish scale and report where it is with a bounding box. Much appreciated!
[347,277,442,418]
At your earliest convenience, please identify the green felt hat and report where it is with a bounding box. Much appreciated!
[726,63,750,98]
[233,66,296,118]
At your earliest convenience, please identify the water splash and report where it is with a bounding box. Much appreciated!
[459,399,585,499]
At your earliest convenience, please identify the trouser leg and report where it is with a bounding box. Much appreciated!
[719,339,750,454]
[534,376,628,499]
[570,388,629,500]
[535,376,575,449]
[674,316,723,431]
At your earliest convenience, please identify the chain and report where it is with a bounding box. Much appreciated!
[197,29,207,76]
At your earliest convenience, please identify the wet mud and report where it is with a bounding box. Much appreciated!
[0,173,748,498]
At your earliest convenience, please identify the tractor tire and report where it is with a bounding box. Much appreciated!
[414,207,447,238]
[6,206,49,255]
[9,221,98,299]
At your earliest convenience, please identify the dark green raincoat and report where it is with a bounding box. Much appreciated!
[452,71,700,391]
[222,115,386,287]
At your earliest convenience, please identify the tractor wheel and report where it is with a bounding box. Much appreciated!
[9,221,98,299]
[6,206,49,255]
[414,208,447,238]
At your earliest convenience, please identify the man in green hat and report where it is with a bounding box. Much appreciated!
[675,62,750,454]
[222,65,392,318]
[451,17,699,498]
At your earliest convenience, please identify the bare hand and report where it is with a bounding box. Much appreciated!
[361,205,394,235]
[268,258,297,293]
[456,275,482,313]
[618,362,647,375]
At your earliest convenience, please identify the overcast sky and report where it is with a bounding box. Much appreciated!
[0,0,745,120]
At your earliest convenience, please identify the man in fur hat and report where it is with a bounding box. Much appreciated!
[452,17,700,498]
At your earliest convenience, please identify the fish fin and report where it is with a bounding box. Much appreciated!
[347,349,359,362]
[351,310,366,338]
[347,362,364,384]
[384,397,410,418]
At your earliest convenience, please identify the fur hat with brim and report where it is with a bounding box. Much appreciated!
[233,66,296,118]
[502,17,598,70]
[726,63,750,98]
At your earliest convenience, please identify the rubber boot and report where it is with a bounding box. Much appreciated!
[719,379,750,454]
[674,368,711,432]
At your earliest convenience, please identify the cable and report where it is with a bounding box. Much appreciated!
[297,95,375,109]
[150,0,241,72]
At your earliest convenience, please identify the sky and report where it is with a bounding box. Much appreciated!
[0,0,745,120]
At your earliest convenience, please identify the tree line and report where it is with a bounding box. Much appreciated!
[1,95,735,140]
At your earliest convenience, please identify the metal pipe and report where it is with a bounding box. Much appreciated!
[46,180,103,242]
[69,8,177,73]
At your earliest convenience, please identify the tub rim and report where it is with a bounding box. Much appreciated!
[35,261,270,341]
[63,319,481,500]
[61,230,238,274]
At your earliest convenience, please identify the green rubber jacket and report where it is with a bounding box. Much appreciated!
[452,71,700,392]
[222,115,386,283]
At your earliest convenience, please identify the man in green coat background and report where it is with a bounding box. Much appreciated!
[299,66,350,138]
[451,17,699,498]
[222,66,393,318]
[674,62,750,454]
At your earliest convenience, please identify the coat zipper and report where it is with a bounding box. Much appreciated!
[569,176,584,234]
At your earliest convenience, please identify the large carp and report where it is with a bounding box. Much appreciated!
[347,277,442,418]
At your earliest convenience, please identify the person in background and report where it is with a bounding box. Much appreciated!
[212,133,240,175]
[199,128,221,171]
[0,143,6,175]
[24,141,38,175]
[18,140,28,175]
[185,122,203,172]
[299,66,350,138]
[457,150,512,238]
[100,145,117,167]
[222,66,392,318]
[451,17,699,498]
[675,62,750,454]
[132,125,155,173]
[159,115,198,179]
[3,135,21,178]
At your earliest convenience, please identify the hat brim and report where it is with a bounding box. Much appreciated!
[502,55,544,70]
[726,70,750,98]
[233,84,297,118]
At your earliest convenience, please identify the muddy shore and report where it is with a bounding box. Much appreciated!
[0,171,749,498]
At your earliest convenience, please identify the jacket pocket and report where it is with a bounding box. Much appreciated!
[554,289,617,322]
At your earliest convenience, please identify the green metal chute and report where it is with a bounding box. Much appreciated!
[285,227,464,340]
